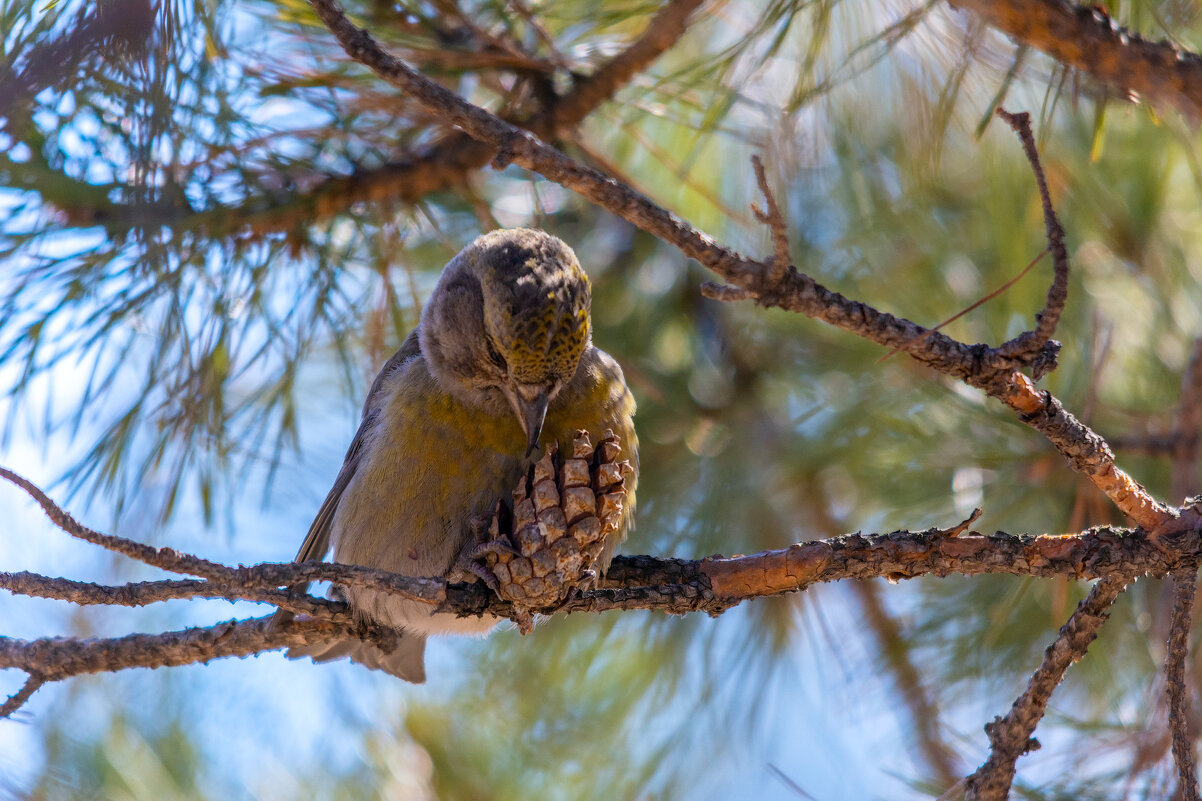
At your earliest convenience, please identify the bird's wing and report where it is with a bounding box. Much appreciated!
[293,330,422,564]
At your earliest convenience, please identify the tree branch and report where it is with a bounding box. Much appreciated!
[7,462,1202,718]
[4,460,1201,717]
[0,466,234,580]
[992,108,1068,368]
[0,466,448,609]
[0,615,375,681]
[31,0,704,240]
[1,523,1190,715]
[947,0,1202,119]
[1166,565,1201,801]
[0,674,44,720]
[964,574,1132,800]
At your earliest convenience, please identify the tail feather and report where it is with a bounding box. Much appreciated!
[286,632,427,683]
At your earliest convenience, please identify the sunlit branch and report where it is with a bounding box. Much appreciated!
[948,0,1202,119]
[5,454,1202,723]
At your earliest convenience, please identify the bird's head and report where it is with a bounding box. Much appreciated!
[419,229,592,457]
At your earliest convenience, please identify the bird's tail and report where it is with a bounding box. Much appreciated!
[285,631,428,683]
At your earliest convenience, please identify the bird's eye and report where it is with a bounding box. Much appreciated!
[486,340,507,370]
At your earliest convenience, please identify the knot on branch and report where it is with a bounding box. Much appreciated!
[753,264,800,310]
[490,131,535,170]
[983,716,1042,756]
[1030,339,1061,381]
[701,155,794,307]
[1150,503,1202,554]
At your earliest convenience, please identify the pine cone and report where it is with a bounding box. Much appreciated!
[481,429,631,632]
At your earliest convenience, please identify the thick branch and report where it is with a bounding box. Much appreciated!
[6,524,1199,672]
[965,574,1131,800]
[989,374,1171,528]
[307,0,1015,377]
[948,0,1202,119]
[4,458,1198,717]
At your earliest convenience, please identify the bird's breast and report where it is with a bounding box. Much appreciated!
[332,362,528,579]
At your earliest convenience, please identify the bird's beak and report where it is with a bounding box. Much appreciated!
[508,385,550,458]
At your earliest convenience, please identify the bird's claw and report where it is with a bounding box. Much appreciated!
[447,556,501,592]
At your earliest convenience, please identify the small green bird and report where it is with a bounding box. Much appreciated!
[280,229,637,682]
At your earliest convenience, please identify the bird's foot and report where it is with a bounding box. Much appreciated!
[448,505,517,591]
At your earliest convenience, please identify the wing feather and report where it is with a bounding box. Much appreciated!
[270,331,421,629]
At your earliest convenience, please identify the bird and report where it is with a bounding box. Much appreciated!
[276,228,637,682]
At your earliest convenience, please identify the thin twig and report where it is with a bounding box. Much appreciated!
[701,155,790,298]
[855,581,961,787]
[766,764,819,800]
[965,575,1131,800]
[0,466,231,580]
[750,155,790,283]
[1166,564,1201,801]
[877,249,1048,363]
[994,108,1069,367]
[0,674,44,720]
[505,0,572,71]
[0,467,449,609]
[0,571,339,618]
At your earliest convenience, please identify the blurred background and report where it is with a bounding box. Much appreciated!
[3,0,1202,797]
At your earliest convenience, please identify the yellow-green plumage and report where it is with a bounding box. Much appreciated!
[281,229,637,682]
